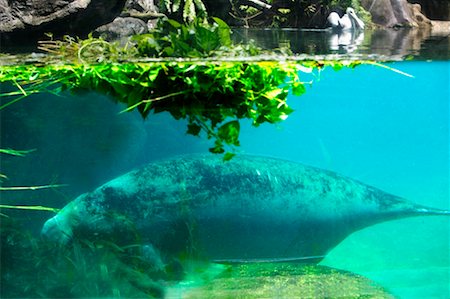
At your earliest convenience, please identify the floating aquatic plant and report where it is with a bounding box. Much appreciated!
[0,18,409,159]
[0,59,348,158]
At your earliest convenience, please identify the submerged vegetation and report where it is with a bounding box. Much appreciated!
[0,148,62,213]
[0,218,167,298]
[1,217,394,298]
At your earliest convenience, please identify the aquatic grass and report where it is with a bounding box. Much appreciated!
[0,148,62,213]
[0,148,36,156]
[0,183,67,191]
[1,218,166,298]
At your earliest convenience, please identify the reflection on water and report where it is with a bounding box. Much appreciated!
[1,27,448,63]
[233,27,450,60]
[328,30,364,53]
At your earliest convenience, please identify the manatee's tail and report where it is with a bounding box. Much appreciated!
[412,205,450,216]
[386,203,450,226]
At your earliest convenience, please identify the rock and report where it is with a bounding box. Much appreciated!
[125,0,158,15]
[409,0,449,21]
[361,0,429,27]
[0,0,127,46]
[430,20,450,36]
[166,263,396,298]
[123,0,161,30]
[93,17,148,40]
[410,3,432,27]
[93,0,160,40]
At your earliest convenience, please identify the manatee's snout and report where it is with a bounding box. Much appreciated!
[41,215,73,245]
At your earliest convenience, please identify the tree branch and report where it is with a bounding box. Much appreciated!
[240,0,272,10]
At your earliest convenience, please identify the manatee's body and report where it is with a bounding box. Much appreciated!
[42,155,449,262]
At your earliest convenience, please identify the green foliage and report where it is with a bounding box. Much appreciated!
[160,0,207,22]
[0,61,316,156]
[134,17,232,57]
[38,34,138,64]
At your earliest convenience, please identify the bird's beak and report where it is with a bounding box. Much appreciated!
[350,11,365,29]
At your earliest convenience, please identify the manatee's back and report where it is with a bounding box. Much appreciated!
[94,155,402,261]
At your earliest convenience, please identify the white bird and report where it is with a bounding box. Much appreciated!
[327,7,365,30]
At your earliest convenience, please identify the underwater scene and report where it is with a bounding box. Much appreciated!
[1,58,448,298]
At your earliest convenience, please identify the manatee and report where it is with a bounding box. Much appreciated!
[41,155,449,263]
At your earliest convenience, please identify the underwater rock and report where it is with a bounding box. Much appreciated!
[0,0,126,45]
[42,155,450,264]
[93,17,148,40]
[165,263,395,298]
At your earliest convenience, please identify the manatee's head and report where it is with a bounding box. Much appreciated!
[41,200,84,245]
[41,215,73,244]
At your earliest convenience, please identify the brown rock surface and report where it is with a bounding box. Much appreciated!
[361,0,430,27]
[0,0,126,45]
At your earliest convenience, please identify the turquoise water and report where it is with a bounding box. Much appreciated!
[241,61,449,298]
[1,61,449,298]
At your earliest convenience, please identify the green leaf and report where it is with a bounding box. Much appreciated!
[217,120,240,146]
[209,144,225,154]
[0,204,60,213]
[263,88,283,100]
[223,152,236,161]
[0,148,36,156]
[163,0,172,13]
[195,27,219,53]
[172,0,181,12]
[292,82,306,96]
[212,17,231,47]
[183,0,196,22]
[167,19,182,29]
[193,0,207,13]
[187,123,202,136]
